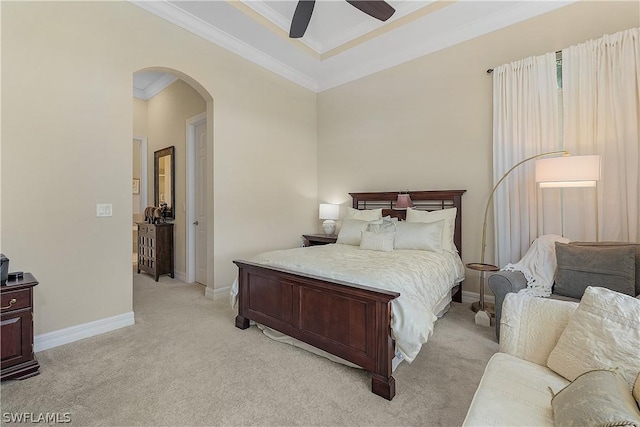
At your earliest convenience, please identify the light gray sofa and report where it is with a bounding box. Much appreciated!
[489,241,640,339]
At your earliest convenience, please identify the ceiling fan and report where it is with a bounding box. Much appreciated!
[289,0,396,38]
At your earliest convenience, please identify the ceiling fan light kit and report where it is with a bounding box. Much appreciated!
[289,0,396,39]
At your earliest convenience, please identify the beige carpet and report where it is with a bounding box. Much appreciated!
[1,271,498,426]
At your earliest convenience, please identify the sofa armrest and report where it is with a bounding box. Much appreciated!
[488,271,528,339]
[500,292,578,366]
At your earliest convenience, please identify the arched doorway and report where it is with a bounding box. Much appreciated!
[132,68,214,289]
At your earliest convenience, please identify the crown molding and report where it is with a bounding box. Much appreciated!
[131,0,576,94]
[134,73,177,100]
[129,0,318,92]
[316,0,577,91]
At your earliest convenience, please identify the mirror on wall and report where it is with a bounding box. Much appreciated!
[154,146,175,220]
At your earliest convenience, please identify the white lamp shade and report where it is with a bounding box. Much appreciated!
[319,203,339,220]
[535,155,601,188]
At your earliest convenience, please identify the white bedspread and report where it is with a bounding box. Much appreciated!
[231,244,465,363]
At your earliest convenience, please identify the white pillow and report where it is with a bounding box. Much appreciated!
[346,207,382,221]
[406,207,457,253]
[360,231,395,252]
[394,221,444,252]
[336,218,381,246]
[546,286,640,391]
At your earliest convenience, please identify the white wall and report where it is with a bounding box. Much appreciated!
[1,1,317,335]
[317,1,639,294]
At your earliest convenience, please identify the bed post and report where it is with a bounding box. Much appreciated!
[371,300,396,400]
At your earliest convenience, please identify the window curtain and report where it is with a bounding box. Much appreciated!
[562,28,640,243]
[492,53,559,267]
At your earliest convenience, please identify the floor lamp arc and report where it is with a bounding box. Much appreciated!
[479,150,568,265]
[470,150,568,326]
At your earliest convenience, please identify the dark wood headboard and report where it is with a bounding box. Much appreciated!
[349,190,466,256]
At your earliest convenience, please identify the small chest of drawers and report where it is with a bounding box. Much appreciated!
[137,222,174,282]
[1,273,40,380]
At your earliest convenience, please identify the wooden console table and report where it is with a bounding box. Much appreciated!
[1,273,40,380]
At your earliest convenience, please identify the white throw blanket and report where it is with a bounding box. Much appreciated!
[502,234,570,297]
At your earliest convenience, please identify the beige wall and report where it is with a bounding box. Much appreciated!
[2,0,636,337]
[146,79,206,276]
[1,1,317,335]
[317,1,639,294]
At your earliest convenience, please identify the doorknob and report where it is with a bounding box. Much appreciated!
[193,221,199,225]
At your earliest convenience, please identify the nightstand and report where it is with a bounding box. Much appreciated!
[1,273,40,380]
[302,234,337,247]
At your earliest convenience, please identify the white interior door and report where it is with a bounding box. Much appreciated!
[194,120,207,284]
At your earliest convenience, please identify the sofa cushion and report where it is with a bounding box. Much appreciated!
[500,292,577,366]
[551,369,640,426]
[554,242,636,298]
[571,241,640,296]
[462,353,569,426]
[547,287,640,391]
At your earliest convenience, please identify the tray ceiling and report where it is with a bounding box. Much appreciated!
[131,0,576,93]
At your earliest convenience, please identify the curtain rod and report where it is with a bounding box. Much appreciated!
[487,50,562,74]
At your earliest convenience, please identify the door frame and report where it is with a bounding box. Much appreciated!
[186,112,207,284]
[133,135,148,214]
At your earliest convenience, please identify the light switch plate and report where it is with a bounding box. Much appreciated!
[96,203,113,217]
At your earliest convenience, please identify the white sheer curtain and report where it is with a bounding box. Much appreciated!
[492,53,559,267]
[562,27,640,243]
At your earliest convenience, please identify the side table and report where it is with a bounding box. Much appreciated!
[466,263,499,327]
[302,234,337,247]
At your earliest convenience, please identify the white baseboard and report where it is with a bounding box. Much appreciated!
[205,285,231,301]
[461,290,495,305]
[174,270,187,282]
[34,311,135,353]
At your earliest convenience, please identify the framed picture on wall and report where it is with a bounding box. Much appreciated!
[132,178,140,195]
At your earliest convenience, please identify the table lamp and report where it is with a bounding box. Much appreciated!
[319,204,339,235]
[395,192,414,209]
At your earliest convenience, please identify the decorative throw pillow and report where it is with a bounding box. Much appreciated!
[346,207,382,221]
[570,241,640,296]
[394,221,444,252]
[366,216,398,233]
[336,219,382,246]
[406,207,457,253]
[551,369,640,426]
[554,242,636,298]
[634,373,640,406]
[546,286,640,391]
[359,231,395,252]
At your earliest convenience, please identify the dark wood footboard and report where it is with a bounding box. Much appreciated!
[233,260,400,400]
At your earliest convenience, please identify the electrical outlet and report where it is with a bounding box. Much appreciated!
[96,203,113,217]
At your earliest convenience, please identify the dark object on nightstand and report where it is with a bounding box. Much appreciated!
[0,254,9,286]
[8,272,23,281]
[137,222,174,281]
[1,273,40,380]
[302,234,337,247]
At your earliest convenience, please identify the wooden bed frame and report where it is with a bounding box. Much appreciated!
[234,190,466,400]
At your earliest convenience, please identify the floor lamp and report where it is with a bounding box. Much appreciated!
[535,155,601,240]
[471,150,568,326]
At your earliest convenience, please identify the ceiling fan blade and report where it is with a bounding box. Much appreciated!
[345,1,395,21]
[289,0,316,38]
